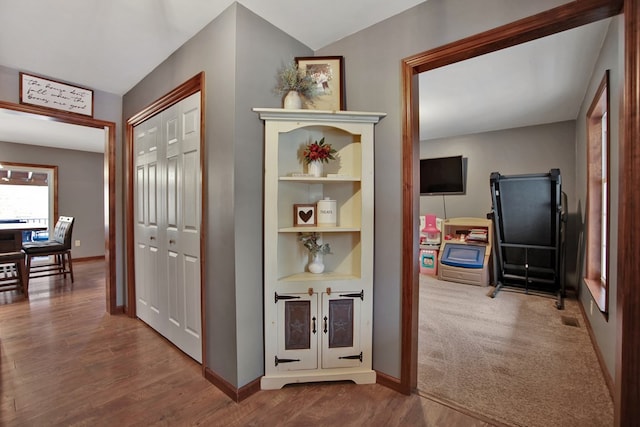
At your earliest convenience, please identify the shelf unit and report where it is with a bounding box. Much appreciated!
[255,108,385,390]
[438,217,493,286]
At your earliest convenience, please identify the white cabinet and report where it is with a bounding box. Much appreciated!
[254,108,385,389]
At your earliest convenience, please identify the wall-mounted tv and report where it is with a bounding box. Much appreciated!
[420,155,465,195]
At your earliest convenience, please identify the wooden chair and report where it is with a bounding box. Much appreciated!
[0,251,27,294]
[22,216,75,286]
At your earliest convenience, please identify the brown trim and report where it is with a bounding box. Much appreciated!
[616,0,640,424]
[126,74,203,125]
[416,390,512,427]
[584,70,611,315]
[0,100,117,315]
[74,255,106,263]
[198,73,207,375]
[375,370,403,393]
[203,368,261,402]
[400,1,637,425]
[577,296,614,398]
[404,0,623,73]
[400,58,420,396]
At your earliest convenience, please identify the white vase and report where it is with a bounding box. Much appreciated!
[308,160,323,177]
[308,253,325,274]
[283,90,302,109]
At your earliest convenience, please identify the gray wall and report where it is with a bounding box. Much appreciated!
[0,140,104,258]
[0,64,126,304]
[122,3,312,388]
[419,121,578,288]
[316,0,572,378]
[575,15,622,379]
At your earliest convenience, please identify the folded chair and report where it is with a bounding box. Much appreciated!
[22,216,74,287]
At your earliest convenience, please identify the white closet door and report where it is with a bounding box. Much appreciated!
[134,92,202,363]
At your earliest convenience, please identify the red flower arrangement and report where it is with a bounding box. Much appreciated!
[302,137,337,164]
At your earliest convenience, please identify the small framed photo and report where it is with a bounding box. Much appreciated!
[294,204,316,227]
[296,56,345,111]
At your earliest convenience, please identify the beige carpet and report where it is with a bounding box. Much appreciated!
[418,274,614,427]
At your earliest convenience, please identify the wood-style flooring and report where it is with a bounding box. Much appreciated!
[0,260,494,426]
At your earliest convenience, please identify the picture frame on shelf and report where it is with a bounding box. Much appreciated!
[293,204,317,227]
[295,56,345,111]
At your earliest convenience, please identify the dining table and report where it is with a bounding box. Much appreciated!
[0,222,48,253]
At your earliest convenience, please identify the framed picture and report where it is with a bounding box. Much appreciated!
[296,56,345,111]
[19,72,94,117]
[294,204,317,227]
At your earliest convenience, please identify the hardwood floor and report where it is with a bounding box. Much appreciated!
[1,260,494,426]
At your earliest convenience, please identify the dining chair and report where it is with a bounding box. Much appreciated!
[0,251,27,294]
[22,216,75,286]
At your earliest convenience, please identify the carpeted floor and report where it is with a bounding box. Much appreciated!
[418,274,614,427]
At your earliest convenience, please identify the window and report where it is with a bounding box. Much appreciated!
[0,162,56,239]
[585,70,610,315]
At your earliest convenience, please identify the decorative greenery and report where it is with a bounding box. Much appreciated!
[273,59,317,101]
[302,137,337,165]
[298,232,331,257]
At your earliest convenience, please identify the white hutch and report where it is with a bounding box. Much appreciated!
[254,108,385,389]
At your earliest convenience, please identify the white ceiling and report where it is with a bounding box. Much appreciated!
[0,0,425,95]
[419,18,611,141]
[0,1,612,152]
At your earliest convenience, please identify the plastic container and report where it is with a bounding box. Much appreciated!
[419,248,438,275]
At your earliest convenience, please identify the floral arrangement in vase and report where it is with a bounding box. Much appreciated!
[273,59,317,108]
[302,137,336,164]
[298,232,331,256]
[299,232,331,274]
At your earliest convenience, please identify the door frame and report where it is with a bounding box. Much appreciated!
[0,100,117,313]
[125,72,206,357]
[400,0,639,424]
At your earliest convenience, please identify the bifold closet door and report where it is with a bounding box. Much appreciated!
[134,92,202,363]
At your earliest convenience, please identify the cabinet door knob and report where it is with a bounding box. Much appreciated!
[323,316,328,334]
[312,316,317,334]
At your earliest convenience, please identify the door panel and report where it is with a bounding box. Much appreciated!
[322,291,362,369]
[135,117,161,329]
[276,293,318,371]
[183,254,201,338]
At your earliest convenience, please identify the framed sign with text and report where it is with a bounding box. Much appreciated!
[19,72,94,117]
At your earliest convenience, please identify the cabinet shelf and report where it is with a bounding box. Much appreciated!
[280,271,359,282]
[279,226,361,233]
[279,176,361,183]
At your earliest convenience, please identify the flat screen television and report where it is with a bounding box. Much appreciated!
[420,155,465,195]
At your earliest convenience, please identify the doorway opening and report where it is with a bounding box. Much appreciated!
[0,100,117,313]
[400,0,637,423]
